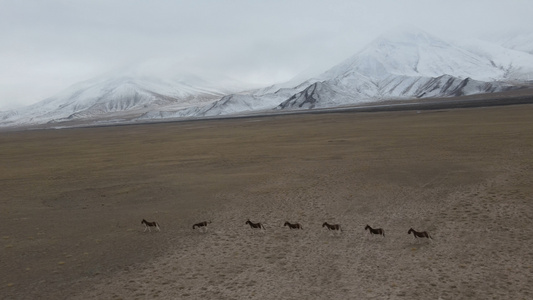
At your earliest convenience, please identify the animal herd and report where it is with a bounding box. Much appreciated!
[141,218,433,240]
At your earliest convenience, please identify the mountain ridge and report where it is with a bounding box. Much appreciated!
[2,27,533,128]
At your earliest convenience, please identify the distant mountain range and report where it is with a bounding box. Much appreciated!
[0,72,247,127]
[2,27,533,128]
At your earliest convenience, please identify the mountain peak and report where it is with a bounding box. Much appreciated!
[322,25,501,81]
[2,27,532,128]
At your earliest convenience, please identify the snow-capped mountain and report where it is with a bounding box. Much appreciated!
[162,27,530,115]
[278,75,513,110]
[274,27,529,110]
[323,26,503,81]
[0,72,246,126]
[139,78,319,120]
[2,26,532,128]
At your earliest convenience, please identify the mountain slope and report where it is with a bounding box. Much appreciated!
[2,27,533,127]
[0,74,243,126]
[140,28,533,119]
[459,38,533,81]
[275,28,529,110]
[486,31,533,55]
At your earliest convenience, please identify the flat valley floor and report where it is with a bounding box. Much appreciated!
[1,105,532,299]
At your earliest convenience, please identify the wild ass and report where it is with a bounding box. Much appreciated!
[284,221,303,230]
[322,222,342,234]
[408,228,432,240]
[245,219,265,231]
[141,219,160,232]
[193,221,212,232]
[365,225,385,237]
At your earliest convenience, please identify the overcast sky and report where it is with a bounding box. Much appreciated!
[1,0,532,110]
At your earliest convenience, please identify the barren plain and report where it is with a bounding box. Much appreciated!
[1,104,532,299]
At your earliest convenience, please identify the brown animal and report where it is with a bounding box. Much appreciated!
[193,221,212,232]
[322,222,342,231]
[408,228,432,239]
[141,219,160,232]
[246,219,265,230]
[365,225,385,237]
[284,221,303,230]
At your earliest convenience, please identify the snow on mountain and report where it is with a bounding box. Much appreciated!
[277,75,514,110]
[143,27,533,117]
[140,90,296,120]
[0,73,245,127]
[140,76,321,120]
[323,26,506,81]
[458,38,533,81]
[486,31,533,55]
[275,27,530,110]
[2,26,533,128]
[276,81,358,109]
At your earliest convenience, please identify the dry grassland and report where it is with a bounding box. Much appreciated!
[1,105,532,299]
